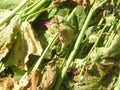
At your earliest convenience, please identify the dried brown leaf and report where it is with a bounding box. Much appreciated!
[39,60,58,90]
[0,75,14,90]
[22,21,43,63]
[6,21,43,69]
[53,0,88,9]
[23,70,42,90]
[73,0,88,9]
[0,15,20,61]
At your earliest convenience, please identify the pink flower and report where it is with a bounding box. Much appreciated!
[44,21,51,28]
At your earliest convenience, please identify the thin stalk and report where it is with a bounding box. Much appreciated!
[105,31,115,47]
[105,25,115,47]
[89,25,107,54]
[0,0,29,26]
[66,6,79,21]
[105,19,120,47]
[116,20,120,30]
[97,18,104,29]
[54,0,107,90]
[108,24,115,33]
[24,0,51,16]
[60,34,78,68]
[25,6,53,21]
[19,0,40,16]
[77,24,107,80]
[19,34,58,89]
[32,34,58,71]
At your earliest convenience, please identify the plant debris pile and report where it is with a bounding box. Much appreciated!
[0,0,120,90]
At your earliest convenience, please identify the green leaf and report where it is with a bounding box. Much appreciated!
[11,66,25,81]
[103,35,120,58]
[67,5,86,31]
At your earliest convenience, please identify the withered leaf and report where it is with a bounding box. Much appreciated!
[23,70,42,90]
[6,21,43,69]
[39,60,58,90]
[47,15,75,51]
[73,0,88,9]
[0,15,20,61]
[22,21,43,63]
[0,75,14,90]
[53,0,88,9]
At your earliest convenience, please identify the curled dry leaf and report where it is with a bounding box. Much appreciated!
[21,21,43,63]
[53,0,66,3]
[23,70,42,90]
[0,15,20,61]
[39,60,58,90]
[48,15,75,51]
[0,75,14,90]
[53,0,88,9]
[6,21,43,69]
[73,0,88,9]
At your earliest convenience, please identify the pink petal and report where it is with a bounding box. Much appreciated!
[44,21,51,28]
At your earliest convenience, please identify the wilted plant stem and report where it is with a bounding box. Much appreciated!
[0,0,29,25]
[54,0,107,90]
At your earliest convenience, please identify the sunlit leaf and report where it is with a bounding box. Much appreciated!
[6,21,43,69]
[0,15,20,61]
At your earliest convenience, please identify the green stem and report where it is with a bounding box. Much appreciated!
[66,6,78,21]
[19,0,40,16]
[116,20,120,30]
[54,0,107,90]
[61,34,78,68]
[19,34,58,89]
[32,34,58,71]
[25,6,53,21]
[105,31,115,47]
[24,0,51,16]
[89,25,107,54]
[0,0,29,25]
[97,18,104,28]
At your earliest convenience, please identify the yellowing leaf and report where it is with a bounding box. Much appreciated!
[0,15,20,61]
[22,21,43,63]
[0,75,15,90]
[6,21,43,69]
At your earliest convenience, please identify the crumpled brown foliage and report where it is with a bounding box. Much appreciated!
[39,59,58,90]
[23,70,42,90]
[0,75,15,90]
[21,21,43,63]
[0,15,20,61]
[53,0,88,9]
[6,21,43,69]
